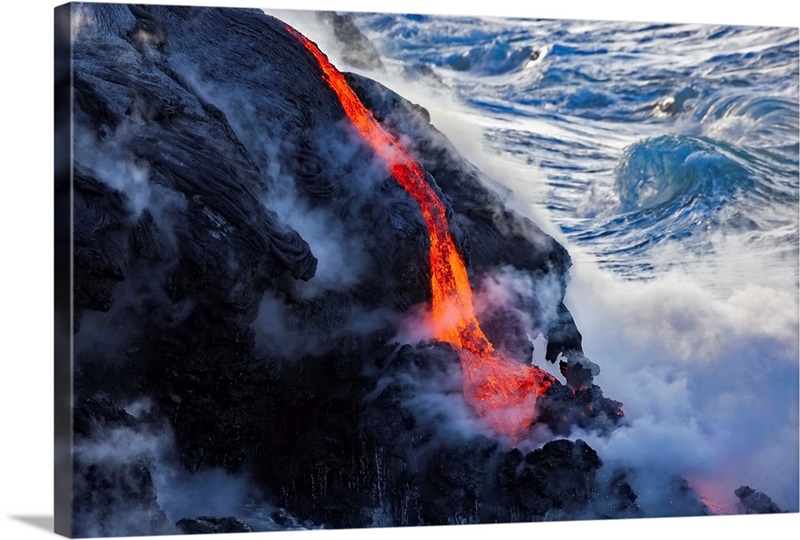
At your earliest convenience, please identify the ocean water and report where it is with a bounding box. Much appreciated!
[271,11,800,514]
[351,14,800,291]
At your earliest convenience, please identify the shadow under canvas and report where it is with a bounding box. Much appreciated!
[10,515,55,533]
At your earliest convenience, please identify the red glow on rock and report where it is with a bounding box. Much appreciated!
[289,27,554,440]
[691,477,737,516]
[701,496,733,515]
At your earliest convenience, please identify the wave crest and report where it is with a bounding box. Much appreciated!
[614,134,753,214]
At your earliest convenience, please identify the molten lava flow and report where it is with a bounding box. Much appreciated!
[701,496,734,516]
[288,27,555,440]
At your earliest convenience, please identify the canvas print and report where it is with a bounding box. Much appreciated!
[54,2,799,537]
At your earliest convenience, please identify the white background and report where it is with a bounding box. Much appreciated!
[1,0,798,539]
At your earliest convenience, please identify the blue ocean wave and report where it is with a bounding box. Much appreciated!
[615,135,756,213]
[352,13,798,286]
[442,41,537,74]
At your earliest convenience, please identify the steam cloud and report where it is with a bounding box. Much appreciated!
[566,261,798,511]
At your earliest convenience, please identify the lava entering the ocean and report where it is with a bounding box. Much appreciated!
[288,26,554,440]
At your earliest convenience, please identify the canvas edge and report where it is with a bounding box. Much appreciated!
[54,3,74,538]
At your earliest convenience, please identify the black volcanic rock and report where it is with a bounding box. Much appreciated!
[512,439,602,516]
[535,381,625,436]
[317,11,384,70]
[68,3,631,534]
[735,485,782,514]
[73,397,138,439]
[599,469,643,518]
[177,516,254,534]
[73,171,130,319]
[72,399,173,537]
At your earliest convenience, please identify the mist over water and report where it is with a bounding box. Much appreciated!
[272,10,800,512]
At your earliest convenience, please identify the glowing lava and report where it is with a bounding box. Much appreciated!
[288,26,554,440]
[701,496,734,516]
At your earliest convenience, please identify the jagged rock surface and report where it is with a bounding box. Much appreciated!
[176,516,254,534]
[72,399,173,537]
[735,485,782,514]
[317,11,384,70]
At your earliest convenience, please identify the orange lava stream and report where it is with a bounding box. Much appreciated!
[289,27,555,440]
[701,496,734,515]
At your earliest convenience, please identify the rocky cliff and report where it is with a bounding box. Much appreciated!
[64,3,709,536]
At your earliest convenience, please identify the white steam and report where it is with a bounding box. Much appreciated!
[74,400,274,534]
[565,257,798,512]
[175,56,393,299]
[266,184,369,299]
[74,122,188,248]
[475,266,564,339]
[254,290,394,359]
[154,452,264,524]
